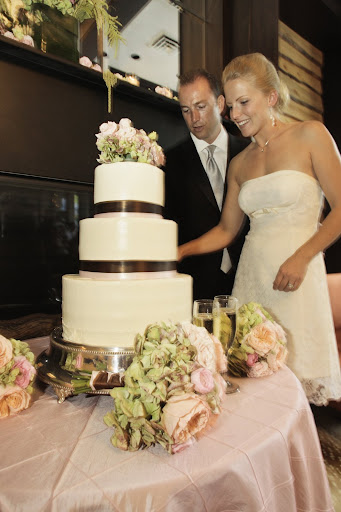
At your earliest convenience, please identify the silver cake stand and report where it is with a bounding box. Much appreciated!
[36,327,135,403]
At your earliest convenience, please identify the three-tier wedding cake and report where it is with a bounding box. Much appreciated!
[62,119,192,347]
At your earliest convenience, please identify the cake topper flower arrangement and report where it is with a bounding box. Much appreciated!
[228,302,288,378]
[96,118,166,167]
[104,322,227,454]
[0,334,36,418]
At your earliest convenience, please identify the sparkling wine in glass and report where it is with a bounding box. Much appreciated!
[213,295,239,393]
[192,299,213,334]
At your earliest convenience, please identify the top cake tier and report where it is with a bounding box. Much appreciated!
[94,162,164,216]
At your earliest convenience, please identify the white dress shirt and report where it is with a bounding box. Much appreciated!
[190,126,232,273]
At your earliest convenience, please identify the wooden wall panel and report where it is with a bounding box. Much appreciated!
[278,21,324,122]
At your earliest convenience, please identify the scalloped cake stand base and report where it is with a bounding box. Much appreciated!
[36,327,135,403]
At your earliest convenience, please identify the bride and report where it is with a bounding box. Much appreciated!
[179,52,341,406]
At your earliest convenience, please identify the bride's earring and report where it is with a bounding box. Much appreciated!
[269,107,277,127]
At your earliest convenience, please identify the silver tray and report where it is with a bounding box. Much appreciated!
[36,327,135,403]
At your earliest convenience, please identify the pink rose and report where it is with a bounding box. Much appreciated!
[246,352,258,367]
[162,393,211,444]
[4,31,17,40]
[75,354,83,369]
[213,372,227,401]
[171,437,195,454]
[243,321,278,356]
[248,360,273,378]
[267,344,288,372]
[191,367,215,394]
[79,56,92,67]
[91,63,102,72]
[12,355,36,388]
[210,334,228,373]
[22,35,34,47]
[0,335,13,368]
[0,385,31,418]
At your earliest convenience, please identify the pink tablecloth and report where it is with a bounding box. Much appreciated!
[0,336,334,512]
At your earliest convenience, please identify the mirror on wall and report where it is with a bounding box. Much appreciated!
[0,0,180,95]
[105,0,180,93]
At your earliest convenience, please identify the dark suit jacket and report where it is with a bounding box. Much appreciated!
[164,131,250,300]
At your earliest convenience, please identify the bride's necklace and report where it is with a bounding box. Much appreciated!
[251,136,270,152]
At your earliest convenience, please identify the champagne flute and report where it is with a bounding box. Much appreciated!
[192,299,213,333]
[213,295,239,393]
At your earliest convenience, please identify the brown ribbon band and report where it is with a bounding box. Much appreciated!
[80,260,177,273]
[94,200,164,216]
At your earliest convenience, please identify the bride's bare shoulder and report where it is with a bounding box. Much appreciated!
[287,119,328,139]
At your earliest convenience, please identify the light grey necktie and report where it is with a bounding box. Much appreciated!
[206,145,231,273]
[206,145,224,210]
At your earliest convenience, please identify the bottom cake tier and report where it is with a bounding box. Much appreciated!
[62,274,193,347]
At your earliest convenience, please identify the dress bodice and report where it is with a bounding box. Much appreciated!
[238,170,324,237]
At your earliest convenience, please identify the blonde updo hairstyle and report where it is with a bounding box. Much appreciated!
[222,53,290,114]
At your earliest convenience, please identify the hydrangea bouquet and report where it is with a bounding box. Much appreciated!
[0,334,36,418]
[96,118,166,167]
[104,322,227,454]
[228,302,288,378]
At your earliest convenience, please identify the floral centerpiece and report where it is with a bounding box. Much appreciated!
[228,302,288,378]
[104,321,227,454]
[96,118,166,167]
[0,334,36,418]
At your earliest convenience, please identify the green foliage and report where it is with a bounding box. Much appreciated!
[22,0,123,51]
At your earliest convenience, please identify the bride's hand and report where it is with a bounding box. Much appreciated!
[273,253,309,292]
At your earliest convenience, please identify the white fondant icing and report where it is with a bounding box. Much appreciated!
[79,217,177,261]
[62,274,192,347]
[94,162,164,206]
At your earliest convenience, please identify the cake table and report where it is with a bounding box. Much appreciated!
[0,336,334,512]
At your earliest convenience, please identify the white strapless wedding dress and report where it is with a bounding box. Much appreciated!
[232,170,341,406]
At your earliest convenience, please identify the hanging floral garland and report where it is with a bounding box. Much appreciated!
[0,0,123,112]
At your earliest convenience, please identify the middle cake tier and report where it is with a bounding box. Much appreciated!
[79,217,177,262]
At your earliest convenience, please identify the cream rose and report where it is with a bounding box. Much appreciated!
[182,322,217,373]
[162,393,211,444]
[0,385,31,418]
[0,334,13,368]
[244,321,277,356]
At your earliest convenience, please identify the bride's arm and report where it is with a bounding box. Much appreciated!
[178,160,245,261]
[273,121,341,292]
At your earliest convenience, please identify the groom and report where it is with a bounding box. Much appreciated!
[164,69,249,300]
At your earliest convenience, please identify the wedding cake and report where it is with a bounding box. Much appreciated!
[62,119,192,347]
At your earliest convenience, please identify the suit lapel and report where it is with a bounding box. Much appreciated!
[184,138,219,211]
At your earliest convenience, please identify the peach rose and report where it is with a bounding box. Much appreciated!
[171,437,195,454]
[0,385,31,418]
[162,393,211,444]
[267,344,288,372]
[0,334,13,368]
[244,321,277,356]
[248,361,273,378]
[191,367,215,394]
